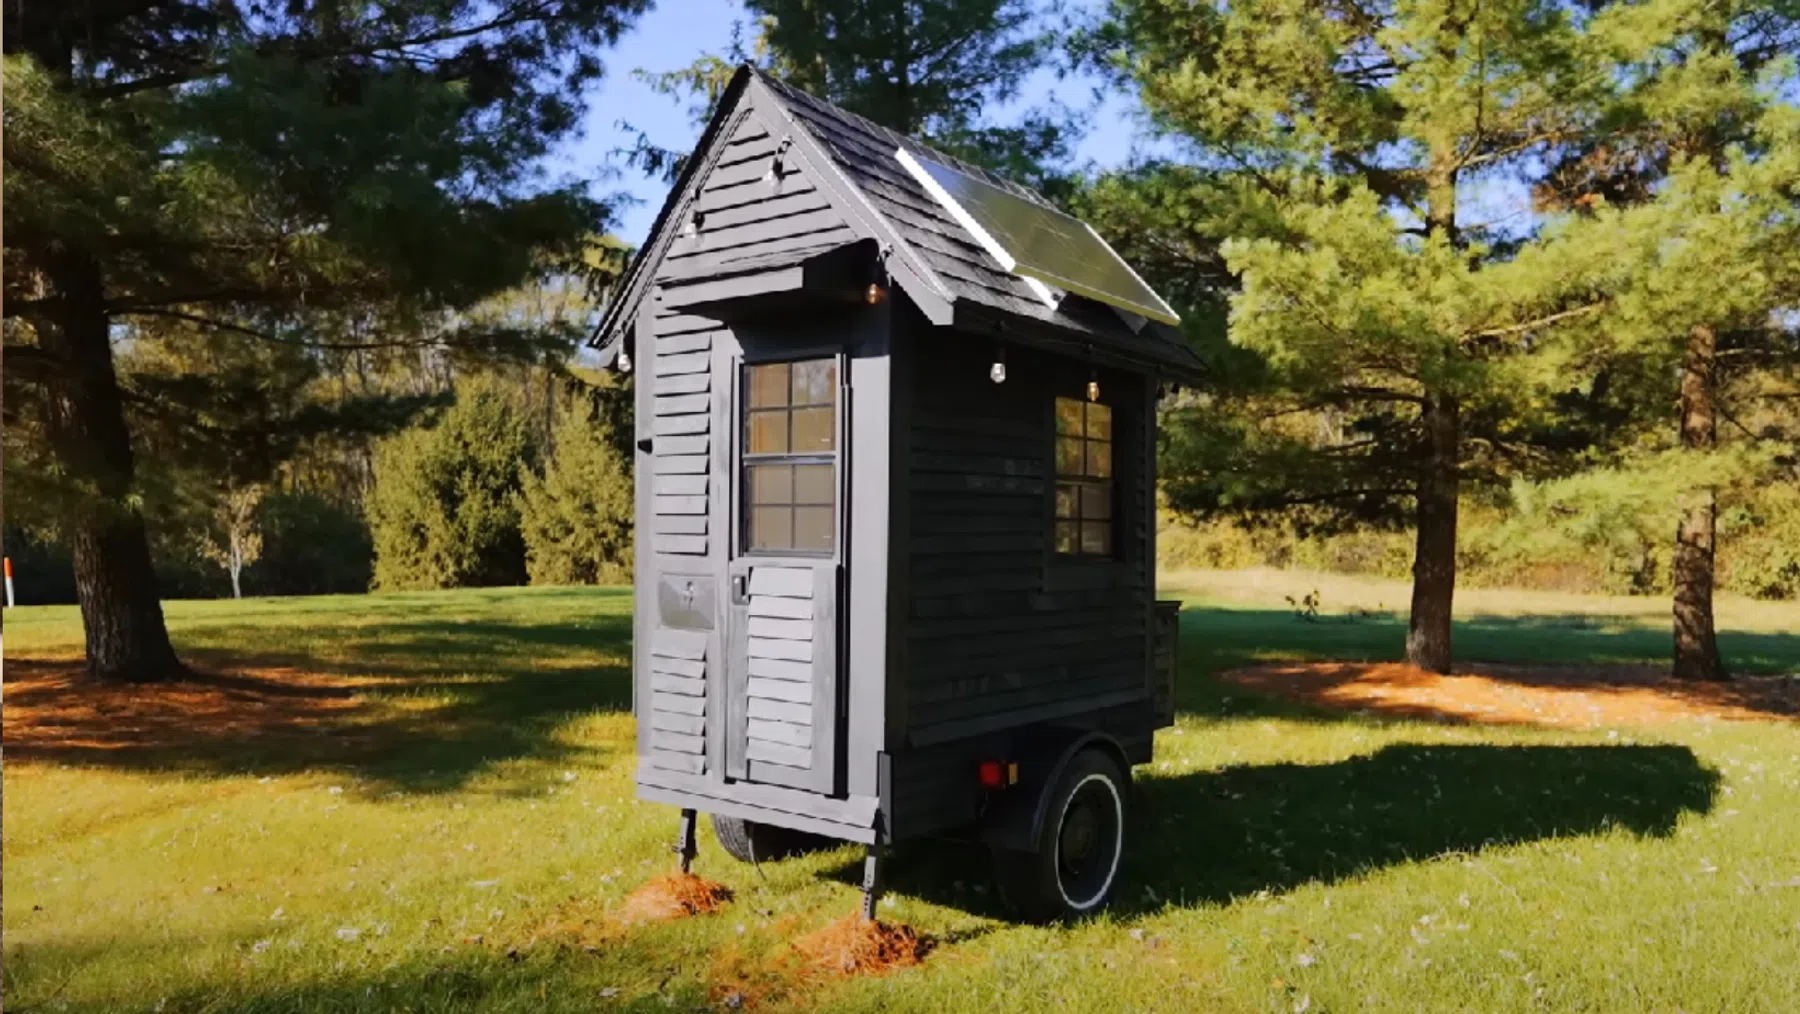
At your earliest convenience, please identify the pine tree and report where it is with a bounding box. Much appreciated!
[1529,0,1800,680]
[1094,0,1668,671]
[520,393,635,586]
[3,0,645,681]
[634,0,1072,185]
[366,381,538,591]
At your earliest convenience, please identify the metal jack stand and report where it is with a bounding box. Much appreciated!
[859,841,885,921]
[674,808,699,874]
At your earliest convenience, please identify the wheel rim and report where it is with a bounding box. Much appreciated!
[1053,772,1123,912]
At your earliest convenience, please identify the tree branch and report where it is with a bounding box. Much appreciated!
[1464,302,1605,342]
[1324,386,1428,405]
[1,344,66,383]
[85,0,560,102]
[120,308,444,350]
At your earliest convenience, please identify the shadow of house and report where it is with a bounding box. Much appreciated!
[828,743,1719,920]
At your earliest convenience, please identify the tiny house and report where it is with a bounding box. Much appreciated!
[590,67,1199,920]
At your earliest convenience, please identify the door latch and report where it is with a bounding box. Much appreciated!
[731,572,750,604]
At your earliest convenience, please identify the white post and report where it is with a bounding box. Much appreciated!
[4,557,15,608]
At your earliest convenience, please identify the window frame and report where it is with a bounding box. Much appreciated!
[1051,395,1117,559]
[738,353,842,558]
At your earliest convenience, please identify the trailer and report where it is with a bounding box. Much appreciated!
[589,66,1200,921]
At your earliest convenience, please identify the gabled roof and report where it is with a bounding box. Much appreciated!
[591,66,1201,379]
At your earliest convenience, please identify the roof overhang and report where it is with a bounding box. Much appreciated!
[952,298,1206,383]
[657,238,880,317]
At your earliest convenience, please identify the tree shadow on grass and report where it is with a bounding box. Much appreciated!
[2,611,636,795]
[823,743,1719,921]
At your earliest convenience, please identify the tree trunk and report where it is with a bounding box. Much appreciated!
[38,247,185,683]
[1672,324,1727,682]
[1407,155,1462,675]
[1407,395,1460,674]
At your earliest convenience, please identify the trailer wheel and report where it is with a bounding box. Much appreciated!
[710,814,830,863]
[993,749,1128,922]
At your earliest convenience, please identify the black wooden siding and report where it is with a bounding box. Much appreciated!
[657,113,857,286]
[901,329,1154,741]
[639,96,862,793]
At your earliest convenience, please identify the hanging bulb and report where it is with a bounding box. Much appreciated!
[1087,373,1100,402]
[866,283,885,305]
[618,348,633,374]
[990,346,1007,384]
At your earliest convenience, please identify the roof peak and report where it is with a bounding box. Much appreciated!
[590,62,1201,379]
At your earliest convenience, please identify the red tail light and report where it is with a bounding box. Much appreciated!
[978,760,1005,789]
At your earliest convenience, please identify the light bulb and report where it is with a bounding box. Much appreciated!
[866,283,884,305]
[990,360,1007,384]
[1087,379,1100,402]
[618,349,633,374]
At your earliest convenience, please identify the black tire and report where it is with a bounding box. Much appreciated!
[993,749,1129,922]
[710,814,832,863]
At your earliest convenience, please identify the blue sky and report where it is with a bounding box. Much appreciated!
[552,0,1152,245]
[550,1,1541,246]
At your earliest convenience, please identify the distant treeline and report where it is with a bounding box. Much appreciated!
[4,362,635,607]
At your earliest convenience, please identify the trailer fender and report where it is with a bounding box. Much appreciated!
[979,730,1130,854]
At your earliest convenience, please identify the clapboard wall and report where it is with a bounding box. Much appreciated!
[656,110,856,287]
[899,328,1155,740]
[884,326,1157,836]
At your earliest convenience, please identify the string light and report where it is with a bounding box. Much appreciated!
[990,345,1007,384]
[865,283,885,305]
[618,348,633,374]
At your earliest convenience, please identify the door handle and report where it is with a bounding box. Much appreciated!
[731,573,749,604]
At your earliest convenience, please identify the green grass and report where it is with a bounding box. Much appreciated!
[5,573,1800,1013]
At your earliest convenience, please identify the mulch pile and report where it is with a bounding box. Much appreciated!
[1222,660,1800,728]
[616,872,735,925]
[492,872,734,956]
[706,914,935,1010]
[2,657,365,761]
[792,915,934,975]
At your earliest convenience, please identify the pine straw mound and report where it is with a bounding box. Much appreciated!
[3,658,366,761]
[492,874,735,956]
[705,915,935,1009]
[1222,660,1800,728]
[616,872,735,925]
[792,915,934,976]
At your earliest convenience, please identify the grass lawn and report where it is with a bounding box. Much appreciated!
[5,571,1799,1013]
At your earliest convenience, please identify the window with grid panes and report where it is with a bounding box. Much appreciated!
[743,358,837,553]
[1053,397,1113,556]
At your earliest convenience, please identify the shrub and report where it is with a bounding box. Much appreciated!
[519,395,635,586]
[366,381,537,590]
[244,491,375,596]
[1720,483,1800,600]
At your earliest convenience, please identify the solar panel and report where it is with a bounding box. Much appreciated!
[895,148,1181,326]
